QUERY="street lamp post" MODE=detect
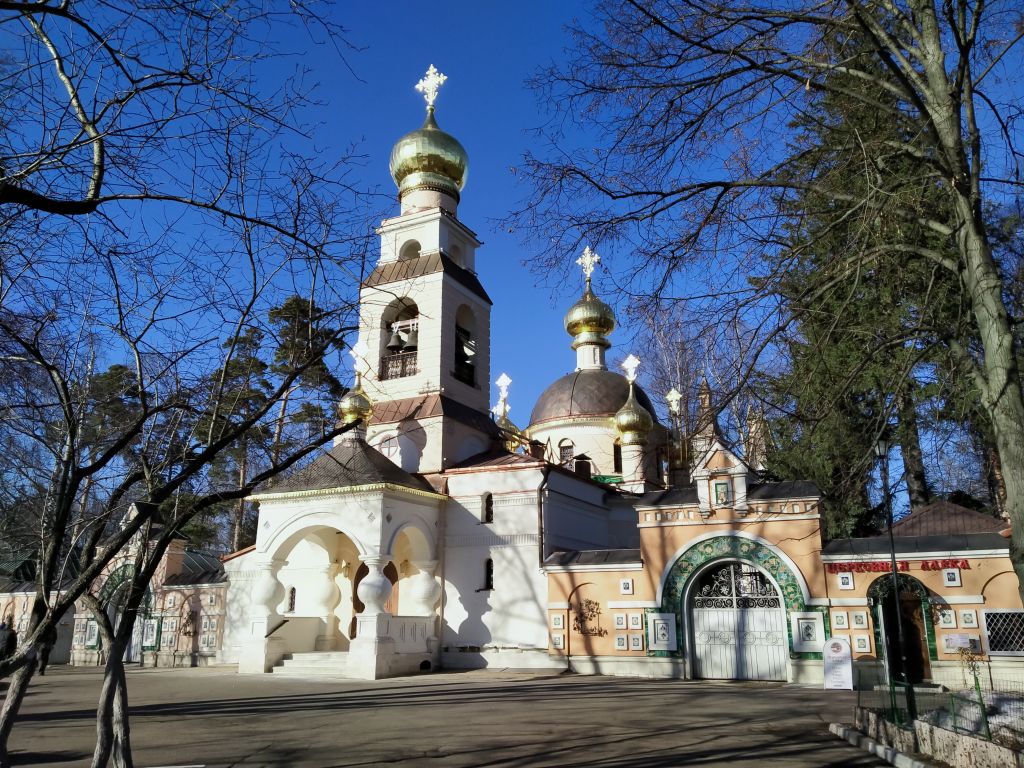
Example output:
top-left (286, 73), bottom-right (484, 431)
top-left (875, 433), bottom-right (917, 721)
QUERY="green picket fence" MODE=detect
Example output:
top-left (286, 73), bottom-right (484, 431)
top-left (857, 672), bottom-right (1024, 749)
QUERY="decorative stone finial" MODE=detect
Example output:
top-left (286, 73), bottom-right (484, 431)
top-left (621, 354), bottom-right (640, 384)
top-left (666, 387), bottom-right (682, 415)
top-left (576, 246), bottom-right (600, 284)
top-left (349, 339), bottom-right (369, 377)
top-left (415, 65), bottom-right (447, 109)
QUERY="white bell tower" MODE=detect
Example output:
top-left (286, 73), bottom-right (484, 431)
top-left (355, 66), bottom-right (495, 474)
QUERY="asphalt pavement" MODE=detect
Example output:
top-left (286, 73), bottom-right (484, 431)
top-left (7, 665), bottom-right (886, 767)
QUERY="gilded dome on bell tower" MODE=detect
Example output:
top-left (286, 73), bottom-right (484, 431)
top-left (389, 65), bottom-right (468, 203)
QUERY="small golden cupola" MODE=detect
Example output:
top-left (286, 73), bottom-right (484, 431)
top-left (389, 65), bottom-right (468, 210)
top-left (614, 354), bottom-right (654, 446)
top-left (564, 247), bottom-right (617, 369)
top-left (614, 384), bottom-right (654, 446)
top-left (338, 373), bottom-right (373, 427)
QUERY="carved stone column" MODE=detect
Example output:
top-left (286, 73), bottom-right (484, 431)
top-left (313, 563), bottom-right (341, 650)
top-left (348, 554), bottom-right (397, 680)
top-left (356, 556), bottom-right (393, 617)
top-left (408, 560), bottom-right (441, 616)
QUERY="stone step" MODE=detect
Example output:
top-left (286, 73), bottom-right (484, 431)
top-left (272, 651), bottom-right (350, 676)
top-left (284, 651), bottom-right (349, 662)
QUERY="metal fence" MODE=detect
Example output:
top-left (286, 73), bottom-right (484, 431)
top-left (857, 671), bottom-right (1024, 750)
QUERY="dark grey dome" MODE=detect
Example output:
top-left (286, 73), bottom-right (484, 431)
top-left (529, 370), bottom-right (659, 427)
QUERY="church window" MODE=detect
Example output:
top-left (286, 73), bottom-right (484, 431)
top-left (483, 559), bottom-right (494, 591)
top-left (286, 587), bottom-right (296, 613)
top-left (399, 239), bottom-right (421, 261)
top-left (613, 441), bottom-right (622, 474)
top-left (558, 440), bottom-right (574, 466)
top-left (482, 493), bottom-right (494, 523)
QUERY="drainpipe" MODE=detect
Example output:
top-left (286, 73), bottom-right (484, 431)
top-left (537, 466), bottom-right (551, 568)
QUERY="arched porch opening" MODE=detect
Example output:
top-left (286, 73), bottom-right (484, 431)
top-left (270, 524), bottom-right (361, 653)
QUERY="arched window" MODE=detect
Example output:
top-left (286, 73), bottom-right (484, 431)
top-left (558, 439), bottom-right (574, 467)
top-left (482, 493), bottom-right (494, 524)
top-left (380, 298), bottom-right (419, 380)
top-left (453, 305), bottom-right (477, 386)
top-left (613, 441), bottom-right (623, 474)
top-left (483, 559), bottom-right (494, 591)
top-left (286, 587), bottom-right (296, 613)
top-left (399, 239), bottom-right (421, 261)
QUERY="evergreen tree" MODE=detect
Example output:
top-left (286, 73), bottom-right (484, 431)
top-left (203, 328), bottom-right (272, 552)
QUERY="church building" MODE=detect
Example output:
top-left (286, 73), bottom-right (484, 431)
top-left (210, 67), bottom-right (1024, 685)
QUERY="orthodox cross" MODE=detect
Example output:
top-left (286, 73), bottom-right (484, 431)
top-left (416, 65), bottom-right (447, 108)
top-left (492, 372), bottom-right (512, 421)
top-left (576, 246), bottom-right (600, 285)
top-left (622, 353), bottom-right (640, 384)
top-left (666, 387), bottom-right (682, 415)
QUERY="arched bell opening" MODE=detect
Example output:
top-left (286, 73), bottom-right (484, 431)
top-left (453, 304), bottom-right (477, 386)
top-left (380, 298), bottom-right (419, 380)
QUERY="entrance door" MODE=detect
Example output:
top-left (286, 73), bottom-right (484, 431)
top-left (689, 562), bottom-right (787, 681)
top-left (878, 589), bottom-right (930, 683)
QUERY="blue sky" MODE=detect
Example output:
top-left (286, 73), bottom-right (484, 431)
top-left (289, 2), bottom-right (644, 425)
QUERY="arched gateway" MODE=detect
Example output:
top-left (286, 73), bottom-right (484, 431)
top-left (687, 561), bottom-right (787, 680)
top-left (660, 535), bottom-right (811, 681)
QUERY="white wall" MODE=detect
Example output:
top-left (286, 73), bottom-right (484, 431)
top-left (220, 550), bottom-right (257, 664)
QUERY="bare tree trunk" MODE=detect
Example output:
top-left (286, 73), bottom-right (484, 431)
top-left (0, 662), bottom-right (36, 768)
top-left (90, 654), bottom-right (133, 767)
top-left (111, 658), bottom-right (132, 768)
top-left (90, 651), bottom-right (120, 768)
top-left (897, 389), bottom-right (931, 511)
top-left (0, 593), bottom-right (46, 766)
top-left (985, 444), bottom-right (1008, 520)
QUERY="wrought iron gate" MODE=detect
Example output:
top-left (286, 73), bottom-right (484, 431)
top-left (689, 562), bottom-right (788, 681)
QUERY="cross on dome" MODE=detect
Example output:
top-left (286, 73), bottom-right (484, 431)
top-left (576, 246), bottom-right (600, 281)
top-left (496, 372), bottom-right (512, 399)
top-left (493, 372), bottom-right (512, 421)
top-left (622, 354), bottom-right (641, 383)
top-left (666, 387), bottom-right (682, 415)
top-left (415, 65), bottom-right (447, 109)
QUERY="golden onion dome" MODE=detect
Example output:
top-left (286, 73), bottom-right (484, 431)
top-left (389, 107), bottom-right (468, 201)
top-left (338, 377), bottom-right (373, 425)
top-left (564, 279), bottom-right (616, 349)
top-left (614, 383), bottom-right (654, 445)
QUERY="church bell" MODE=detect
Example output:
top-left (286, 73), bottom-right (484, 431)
top-left (386, 328), bottom-right (405, 352)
